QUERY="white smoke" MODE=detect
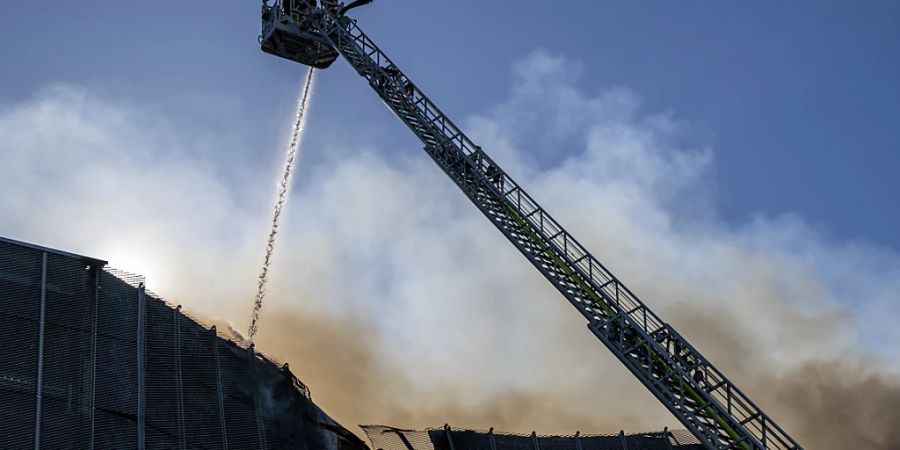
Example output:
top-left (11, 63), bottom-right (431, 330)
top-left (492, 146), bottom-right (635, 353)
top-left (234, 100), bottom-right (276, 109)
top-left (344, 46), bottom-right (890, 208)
top-left (256, 51), bottom-right (900, 446)
top-left (1, 51), bottom-right (899, 449)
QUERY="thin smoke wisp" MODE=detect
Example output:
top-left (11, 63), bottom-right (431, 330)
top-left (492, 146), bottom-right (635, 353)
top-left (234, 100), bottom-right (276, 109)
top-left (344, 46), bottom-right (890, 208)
top-left (248, 67), bottom-right (316, 343)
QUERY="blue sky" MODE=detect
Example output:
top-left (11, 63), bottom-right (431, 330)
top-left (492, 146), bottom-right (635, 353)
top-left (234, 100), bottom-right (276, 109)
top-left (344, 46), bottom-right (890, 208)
top-left (2, 2), bottom-right (900, 445)
top-left (2, 0), bottom-right (899, 249)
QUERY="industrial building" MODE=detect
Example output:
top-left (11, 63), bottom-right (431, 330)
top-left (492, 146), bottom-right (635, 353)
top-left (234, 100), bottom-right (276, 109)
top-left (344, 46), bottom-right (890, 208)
top-left (0, 235), bottom-right (368, 449)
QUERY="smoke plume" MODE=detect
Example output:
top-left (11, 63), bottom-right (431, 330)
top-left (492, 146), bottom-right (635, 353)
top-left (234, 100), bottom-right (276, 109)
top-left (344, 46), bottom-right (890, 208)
top-left (1, 52), bottom-right (899, 450)
top-left (249, 67), bottom-right (316, 342)
top-left (249, 51), bottom-right (900, 449)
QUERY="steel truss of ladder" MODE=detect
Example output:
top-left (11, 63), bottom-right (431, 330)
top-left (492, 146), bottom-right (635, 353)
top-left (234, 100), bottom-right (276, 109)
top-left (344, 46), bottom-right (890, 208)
top-left (307, 9), bottom-right (803, 450)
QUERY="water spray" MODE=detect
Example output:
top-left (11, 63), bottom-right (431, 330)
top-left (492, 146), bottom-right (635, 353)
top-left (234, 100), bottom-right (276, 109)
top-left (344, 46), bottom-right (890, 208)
top-left (248, 66), bottom-right (316, 343)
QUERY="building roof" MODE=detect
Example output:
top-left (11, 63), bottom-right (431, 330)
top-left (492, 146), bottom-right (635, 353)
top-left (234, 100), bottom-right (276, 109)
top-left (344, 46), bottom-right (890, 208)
top-left (0, 235), bottom-right (107, 266)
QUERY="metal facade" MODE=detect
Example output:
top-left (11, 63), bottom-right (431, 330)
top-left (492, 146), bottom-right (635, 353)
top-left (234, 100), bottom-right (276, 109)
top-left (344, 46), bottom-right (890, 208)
top-left (0, 236), bottom-right (367, 450)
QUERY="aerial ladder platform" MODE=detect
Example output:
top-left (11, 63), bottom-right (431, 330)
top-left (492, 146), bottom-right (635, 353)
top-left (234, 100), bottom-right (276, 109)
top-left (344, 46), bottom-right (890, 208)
top-left (259, 2), bottom-right (804, 449)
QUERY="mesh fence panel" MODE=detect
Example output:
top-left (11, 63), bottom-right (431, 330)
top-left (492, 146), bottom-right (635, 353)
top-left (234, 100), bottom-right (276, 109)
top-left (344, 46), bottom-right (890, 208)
top-left (144, 298), bottom-right (182, 448)
top-left (536, 435), bottom-right (579, 450)
top-left (38, 253), bottom-right (96, 449)
top-left (433, 429), bottom-right (490, 450)
top-left (0, 243), bottom-right (42, 448)
top-left (578, 436), bottom-right (620, 450)
top-left (219, 342), bottom-right (264, 448)
top-left (94, 270), bottom-right (139, 448)
top-left (258, 374), bottom-right (300, 450)
top-left (491, 433), bottom-right (536, 450)
top-left (180, 320), bottom-right (225, 449)
top-left (621, 435), bottom-right (670, 450)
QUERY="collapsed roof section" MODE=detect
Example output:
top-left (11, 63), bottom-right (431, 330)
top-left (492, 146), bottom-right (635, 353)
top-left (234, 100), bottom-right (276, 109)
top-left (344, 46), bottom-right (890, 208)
top-left (361, 425), bottom-right (704, 450)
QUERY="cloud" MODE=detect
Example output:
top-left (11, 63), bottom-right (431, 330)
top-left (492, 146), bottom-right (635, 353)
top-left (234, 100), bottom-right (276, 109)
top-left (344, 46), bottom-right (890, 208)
top-left (2, 51), bottom-right (899, 450)
top-left (0, 83), bottom-right (273, 320)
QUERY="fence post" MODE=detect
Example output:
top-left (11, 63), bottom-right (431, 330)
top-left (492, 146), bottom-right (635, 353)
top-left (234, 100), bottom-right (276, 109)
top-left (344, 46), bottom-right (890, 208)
top-left (531, 431), bottom-right (540, 450)
top-left (34, 252), bottom-right (47, 450)
top-left (443, 424), bottom-right (456, 450)
top-left (89, 267), bottom-right (102, 449)
top-left (250, 345), bottom-right (268, 450)
top-left (137, 283), bottom-right (146, 450)
top-left (618, 431), bottom-right (628, 450)
top-left (212, 327), bottom-right (229, 449)
top-left (662, 427), bottom-right (672, 450)
top-left (488, 427), bottom-right (497, 450)
top-left (392, 430), bottom-right (417, 450)
top-left (174, 306), bottom-right (186, 450)
top-left (574, 432), bottom-right (583, 450)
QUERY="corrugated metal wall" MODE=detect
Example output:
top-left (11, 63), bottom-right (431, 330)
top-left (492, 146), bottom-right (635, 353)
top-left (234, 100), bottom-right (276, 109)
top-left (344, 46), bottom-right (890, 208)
top-left (0, 237), bottom-right (368, 450)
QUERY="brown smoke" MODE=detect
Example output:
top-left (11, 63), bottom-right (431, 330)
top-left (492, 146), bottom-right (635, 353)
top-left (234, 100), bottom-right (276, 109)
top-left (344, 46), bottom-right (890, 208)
top-left (251, 309), bottom-right (406, 425)
top-left (251, 306), bottom-right (654, 434)
top-left (769, 361), bottom-right (900, 450)
top-left (664, 304), bottom-right (900, 450)
top-left (250, 295), bottom-right (900, 450)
